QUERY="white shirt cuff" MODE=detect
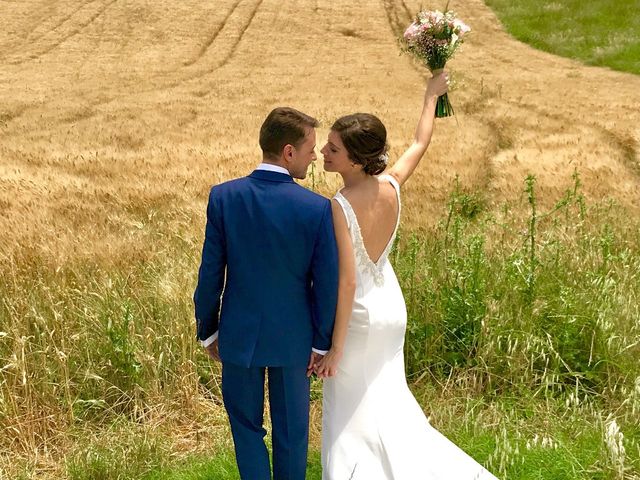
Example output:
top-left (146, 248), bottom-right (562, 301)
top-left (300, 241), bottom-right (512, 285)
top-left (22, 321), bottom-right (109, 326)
top-left (201, 331), bottom-right (218, 348)
top-left (312, 348), bottom-right (328, 355)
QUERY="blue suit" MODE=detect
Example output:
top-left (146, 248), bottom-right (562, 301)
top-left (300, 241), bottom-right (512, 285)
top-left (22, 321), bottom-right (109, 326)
top-left (194, 168), bottom-right (338, 479)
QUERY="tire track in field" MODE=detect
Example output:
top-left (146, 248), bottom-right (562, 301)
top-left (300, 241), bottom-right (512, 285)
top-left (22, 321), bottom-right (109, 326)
top-left (605, 130), bottom-right (640, 178)
top-left (211, 0), bottom-right (264, 72)
top-left (381, 0), bottom-right (430, 81)
top-left (399, 0), bottom-right (413, 21)
top-left (0, 104), bottom-right (31, 127)
top-left (52, 0), bottom-right (264, 108)
top-left (138, 0), bottom-right (264, 95)
top-left (9, 0), bottom-right (118, 65)
top-left (182, 0), bottom-right (243, 67)
top-left (0, 1), bottom-right (60, 61)
top-left (382, 0), bottom-right (404, 38)
top-left (383, 0), bottom-right (413, 38)
top-left (511, 99), bottom-right (640, 181)
top-left (26, 0), bottom-right (97, 44)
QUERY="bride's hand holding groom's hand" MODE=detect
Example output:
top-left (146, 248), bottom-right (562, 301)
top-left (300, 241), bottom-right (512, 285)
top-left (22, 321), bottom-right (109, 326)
top-left (314, 348), bottom-right (343, 378)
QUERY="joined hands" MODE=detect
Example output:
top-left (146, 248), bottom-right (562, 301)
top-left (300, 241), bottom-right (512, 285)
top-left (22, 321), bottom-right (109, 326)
top-left (309, 349), bottom-right (343, 379)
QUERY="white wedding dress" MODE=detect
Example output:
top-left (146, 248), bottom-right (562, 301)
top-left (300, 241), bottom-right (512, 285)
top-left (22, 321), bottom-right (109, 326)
top-left (322, 174), bottom-right (497, 480)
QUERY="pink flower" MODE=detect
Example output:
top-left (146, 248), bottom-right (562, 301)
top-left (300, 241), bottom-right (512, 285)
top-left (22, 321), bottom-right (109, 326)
top-left (404, 22), bottom-right (421, 40)
top-left (419, 22), bottom-right (432, 32)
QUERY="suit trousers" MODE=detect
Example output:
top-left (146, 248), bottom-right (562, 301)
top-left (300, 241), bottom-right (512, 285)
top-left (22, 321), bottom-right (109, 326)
top-left (222, 362), bottom-right (310, 480)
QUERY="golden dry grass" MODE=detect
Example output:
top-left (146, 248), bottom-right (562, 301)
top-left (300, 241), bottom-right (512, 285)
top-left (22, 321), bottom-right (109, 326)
top-left (1, 0), bottom-right (639, 265)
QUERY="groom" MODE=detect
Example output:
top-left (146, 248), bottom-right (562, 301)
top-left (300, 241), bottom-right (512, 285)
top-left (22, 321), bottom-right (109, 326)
top-left (194, 107), bottom-right (339, 480)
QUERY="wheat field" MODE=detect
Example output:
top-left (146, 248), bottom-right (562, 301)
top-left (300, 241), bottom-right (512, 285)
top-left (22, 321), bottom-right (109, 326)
top-left (2, 0), bottom-right (639, 263)
top-left (1, 0), bottom-right (640, 478)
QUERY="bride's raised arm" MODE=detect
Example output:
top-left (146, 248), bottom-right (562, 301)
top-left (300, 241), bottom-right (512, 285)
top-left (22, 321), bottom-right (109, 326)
top-left (387, 72), bottom-right (449, 187)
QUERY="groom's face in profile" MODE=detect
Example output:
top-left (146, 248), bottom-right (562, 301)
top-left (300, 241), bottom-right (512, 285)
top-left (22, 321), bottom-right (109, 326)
top-left (288, 128), bottom-right (317, 179)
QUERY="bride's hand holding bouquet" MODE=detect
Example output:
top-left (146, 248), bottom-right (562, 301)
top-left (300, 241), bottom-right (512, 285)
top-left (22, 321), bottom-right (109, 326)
top-left (402, 6), bottom-right (471, 117)
top-left (426, 70), bottom-right (450, 104)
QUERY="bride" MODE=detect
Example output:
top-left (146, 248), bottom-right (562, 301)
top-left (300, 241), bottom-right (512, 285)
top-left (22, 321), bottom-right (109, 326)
top-left (314, 71), bottom-right (498, 479)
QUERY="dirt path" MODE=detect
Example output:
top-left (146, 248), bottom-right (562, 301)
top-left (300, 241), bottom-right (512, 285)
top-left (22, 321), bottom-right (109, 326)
top-left (1, 0), bottom-right (638, 260)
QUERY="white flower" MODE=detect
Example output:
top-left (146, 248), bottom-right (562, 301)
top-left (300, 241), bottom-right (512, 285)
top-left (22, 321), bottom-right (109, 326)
top-left (454, 19), bottom-right (471, 36)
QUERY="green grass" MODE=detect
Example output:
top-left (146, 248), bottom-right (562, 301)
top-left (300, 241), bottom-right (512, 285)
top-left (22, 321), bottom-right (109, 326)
top-left (485, 0), bottom-right (640, 74)
top-left (397, 174), bottom-right (640, 401)
top-left (142, 451), bottom-right (240, 480)
top-left (58, 397), bottom-right (638, 480)
top-left (141, 451), bottom-right (323, 480)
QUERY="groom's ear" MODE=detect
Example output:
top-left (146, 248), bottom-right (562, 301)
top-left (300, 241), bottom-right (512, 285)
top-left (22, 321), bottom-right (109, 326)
top-left (283, 144), bottom-right (294, 160)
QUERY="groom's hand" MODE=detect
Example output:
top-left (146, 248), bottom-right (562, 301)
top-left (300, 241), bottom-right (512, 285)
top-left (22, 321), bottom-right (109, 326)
top-left (204, 339), bottom-right (220, 362)
top-left (307, 352), bottom-right (324, 378)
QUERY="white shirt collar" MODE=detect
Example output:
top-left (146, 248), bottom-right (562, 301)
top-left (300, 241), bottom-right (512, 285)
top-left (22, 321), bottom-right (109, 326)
top-left (256, 163), bottom-right (291, 176)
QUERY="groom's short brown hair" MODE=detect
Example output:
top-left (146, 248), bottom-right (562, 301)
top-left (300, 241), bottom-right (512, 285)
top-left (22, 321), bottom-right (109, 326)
top-left (259, 107), bottom-right (319, 160)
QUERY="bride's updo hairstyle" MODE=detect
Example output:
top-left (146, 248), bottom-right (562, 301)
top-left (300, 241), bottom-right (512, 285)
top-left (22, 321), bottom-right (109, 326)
top-left (331, 113), bottom-right (389, 176)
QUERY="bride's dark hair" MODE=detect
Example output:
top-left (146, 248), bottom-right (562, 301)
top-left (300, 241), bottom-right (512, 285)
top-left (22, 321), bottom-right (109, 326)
top-left (331, 113), bottom-right (388, 176)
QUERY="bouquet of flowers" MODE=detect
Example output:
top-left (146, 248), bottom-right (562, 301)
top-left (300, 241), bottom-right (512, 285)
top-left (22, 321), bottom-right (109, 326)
top-left (402, 7), bottom-right (471, 117)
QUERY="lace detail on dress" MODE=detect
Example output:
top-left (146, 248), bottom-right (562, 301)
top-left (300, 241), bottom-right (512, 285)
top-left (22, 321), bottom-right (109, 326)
top-left (333, 175), bottom-right (401, 287)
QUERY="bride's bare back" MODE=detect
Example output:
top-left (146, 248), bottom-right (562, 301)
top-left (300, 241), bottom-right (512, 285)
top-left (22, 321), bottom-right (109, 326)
top-left (339, 176), bottom-right (399, 264)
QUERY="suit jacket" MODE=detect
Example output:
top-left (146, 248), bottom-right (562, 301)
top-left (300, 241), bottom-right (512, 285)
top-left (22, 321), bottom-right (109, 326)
top-left (193, 169), bottom-right (339, 367)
